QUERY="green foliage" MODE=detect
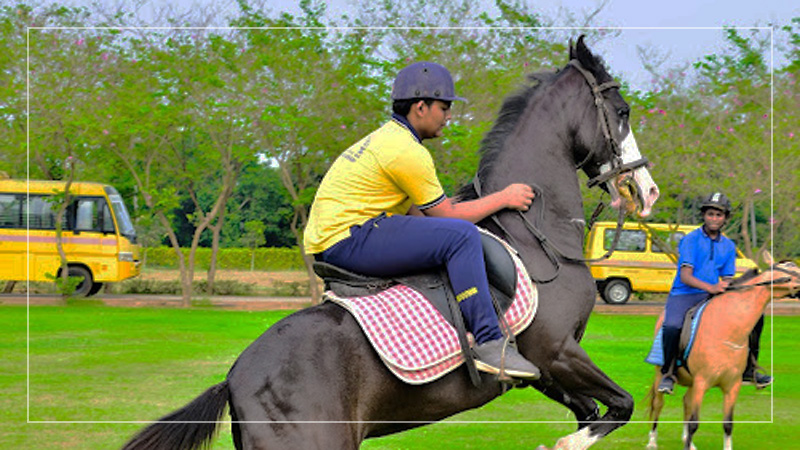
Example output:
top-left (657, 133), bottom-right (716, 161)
top-left (241, 220), bottom-right (266, 249)
top-left (44, 271), bottom-right (81, 296)
top-left (143, 246), bottom-right (305, 271)
top-left (1, 4), bottom-right (797, 270)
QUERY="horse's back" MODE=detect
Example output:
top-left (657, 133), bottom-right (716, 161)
top-left (228, 303), bottom-right (379, 414)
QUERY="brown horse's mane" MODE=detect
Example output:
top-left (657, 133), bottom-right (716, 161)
top-left (729, 267), bottom-right (760, 286)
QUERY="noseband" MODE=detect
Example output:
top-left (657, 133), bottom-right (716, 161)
top-left (567, 59), bottom-right (649, 189)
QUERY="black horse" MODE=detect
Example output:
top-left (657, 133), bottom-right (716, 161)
top-left (123, 36), bottom-right (659, 450)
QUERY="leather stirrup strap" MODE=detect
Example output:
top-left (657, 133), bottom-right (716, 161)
top-left (441, 270), bottom-right (481, 387)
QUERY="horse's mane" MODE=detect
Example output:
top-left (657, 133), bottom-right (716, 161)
top-left (729, 268), bottom-right (760, 286)
top-left (455, 40), bottom-right (611, 203)
top-left (455, 71), bottom-right (557, 201)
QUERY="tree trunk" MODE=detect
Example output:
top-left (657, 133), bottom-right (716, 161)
top-left (207, 207), bottom-right (226, 295)
top-left (156, 210), bottom-right (190, 305)
top-left (289, 207), bottom-right (320, 303)
top-left (2, 281), bottom-right (16, 294)
top-left (740, 197), bottom-right (753, 259)
top-left (207, 184), bottom-right (233, 295)
top-left (55, 164), bottom-right (75, 302)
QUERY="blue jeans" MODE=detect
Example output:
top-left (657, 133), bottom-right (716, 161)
top-left (318, 214), bottom-right (503, 344)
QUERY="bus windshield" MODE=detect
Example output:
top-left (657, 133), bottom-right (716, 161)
top-left (108, 193), bottom-right (137, 242)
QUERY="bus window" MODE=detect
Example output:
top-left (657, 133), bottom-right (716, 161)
top-left (0, 194), bottom-right (21, 228)
top-left (75, 199), bottom-right (97, 231)
top-left (74, 197), bottom-right (116, 234)
top-left (604, 229), bottom-right (646, 252)
top-left (652, 231), bottom-right (685, 253)
top-left (25, 196), bottom-right (68, 230)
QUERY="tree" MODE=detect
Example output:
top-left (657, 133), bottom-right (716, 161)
top-left (234, 3), bottom-right (385, 301)
top-left (241, 220), bottom-right (266, 271)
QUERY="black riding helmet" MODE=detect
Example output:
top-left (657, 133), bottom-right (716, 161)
top-left (391, 62), bottom-right (466, 102)
top-left (700, 192), bottom-right (732, 216)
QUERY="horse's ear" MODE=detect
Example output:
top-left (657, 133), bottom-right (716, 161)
top-left (574, 34), bottom-right (594, 67)
top-left (762, 250), bottom-right (774, 266)
top-left (569, 38), bottom-right (576, 60)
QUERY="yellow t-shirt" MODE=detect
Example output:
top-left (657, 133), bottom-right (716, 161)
top-left (304, 119), bottom-right (445, 254)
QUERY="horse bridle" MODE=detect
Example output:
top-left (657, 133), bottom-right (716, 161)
top-left (473, 59), bottom-right (649, 283)
top-left (567, 59), bottom-right (649, 188)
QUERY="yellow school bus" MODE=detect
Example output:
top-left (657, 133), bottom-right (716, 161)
top-left (0, 179), bottom-right (141, 296)
top-left (585, 221), bottom-right (757, 304)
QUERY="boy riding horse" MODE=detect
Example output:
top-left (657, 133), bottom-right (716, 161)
top-left (304, 61), bottom-right (539, 381)
top-left (658, 192), bottom-right (772, 394)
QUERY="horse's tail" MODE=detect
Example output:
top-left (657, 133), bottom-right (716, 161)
top-left (122, 381), bottom-right (230, 450)
top-left (643, 378), bottom-right (656, 420)
top-left (643, 369), bottom-right (663, 422)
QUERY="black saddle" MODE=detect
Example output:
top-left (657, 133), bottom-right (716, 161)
top-left (313, 232), bottom-right (519, 327)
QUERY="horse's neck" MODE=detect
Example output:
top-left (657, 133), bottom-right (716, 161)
top-left (714, 287), bottom-right (772, 337)
top-left (484, 105), bottom-right (586, 255)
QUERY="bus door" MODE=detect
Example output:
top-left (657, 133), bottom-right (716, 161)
top-left (71, 197), bottom-right (118, 279)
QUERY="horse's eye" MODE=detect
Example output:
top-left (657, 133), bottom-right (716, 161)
top-left (617, 107), bottom-right (630, 119)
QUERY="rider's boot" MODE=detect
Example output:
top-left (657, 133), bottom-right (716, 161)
top-left (473, 338), bottom-right (541, 380)
top-left (658, 327), bottom-right (680, 394)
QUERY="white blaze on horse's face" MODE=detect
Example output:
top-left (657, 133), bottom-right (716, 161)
top-left (600, 129), bottom-right (659, 217)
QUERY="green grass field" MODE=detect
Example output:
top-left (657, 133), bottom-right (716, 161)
top-left (2, 304), bottom-right (797, 449)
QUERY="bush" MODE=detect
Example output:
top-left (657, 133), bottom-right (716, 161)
top-left (143, 246), bottom-right (305, 271)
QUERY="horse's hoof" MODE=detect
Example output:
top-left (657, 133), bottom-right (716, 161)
top-left (535, 446), bottom-right (551, 450)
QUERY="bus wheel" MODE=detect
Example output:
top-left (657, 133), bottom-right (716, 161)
top-left (67, 266), bottom-right (94, 297)
top-left (602, 279), bottom-right (632, 304)
top-left (87, 282), bottom-right (104, 296)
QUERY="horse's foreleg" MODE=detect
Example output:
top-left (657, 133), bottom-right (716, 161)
top-left (722, 381), bottom-right (742, 450)
top-left (646, 373), bottom-right (665, 450)
top-left (534, 339), bottom-right (633, 450)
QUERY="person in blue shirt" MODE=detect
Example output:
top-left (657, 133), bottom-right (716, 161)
top-left (657, 192), bottom-right (736, 394)
top-left (657, 192), bottom-right (773, 393)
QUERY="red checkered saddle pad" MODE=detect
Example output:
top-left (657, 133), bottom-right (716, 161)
top-left (324, 238), bottom-right (537, 385)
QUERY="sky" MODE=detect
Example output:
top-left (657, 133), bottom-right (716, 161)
top-left (268, 0), bottom-right (798, 90)
top-left (54, 0), bottom-right (798, 90)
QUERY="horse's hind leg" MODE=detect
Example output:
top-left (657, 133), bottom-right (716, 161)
top-left (534, 339), bottom-right (633, 449)
top-left (233, 414), bottom-right (359, 450)
top-left (535, 381), bottom-right (600, 429)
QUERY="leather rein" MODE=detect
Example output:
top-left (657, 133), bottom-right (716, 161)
top-left (473, 59), bottom-right (647, 284)
top-left (723, 265), bottom-right (799, 292)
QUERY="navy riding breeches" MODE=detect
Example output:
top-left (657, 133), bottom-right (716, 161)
top-left (318, 213), bottom-right (504, 344)
top-left (663, 292), bottom-right (710, 331)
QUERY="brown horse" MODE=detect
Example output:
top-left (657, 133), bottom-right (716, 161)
top-left (645, 255), bottom-right (800, 450)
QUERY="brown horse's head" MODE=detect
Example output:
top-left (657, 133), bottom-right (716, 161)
top-left (730, 252), bottom-right (800, 298)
